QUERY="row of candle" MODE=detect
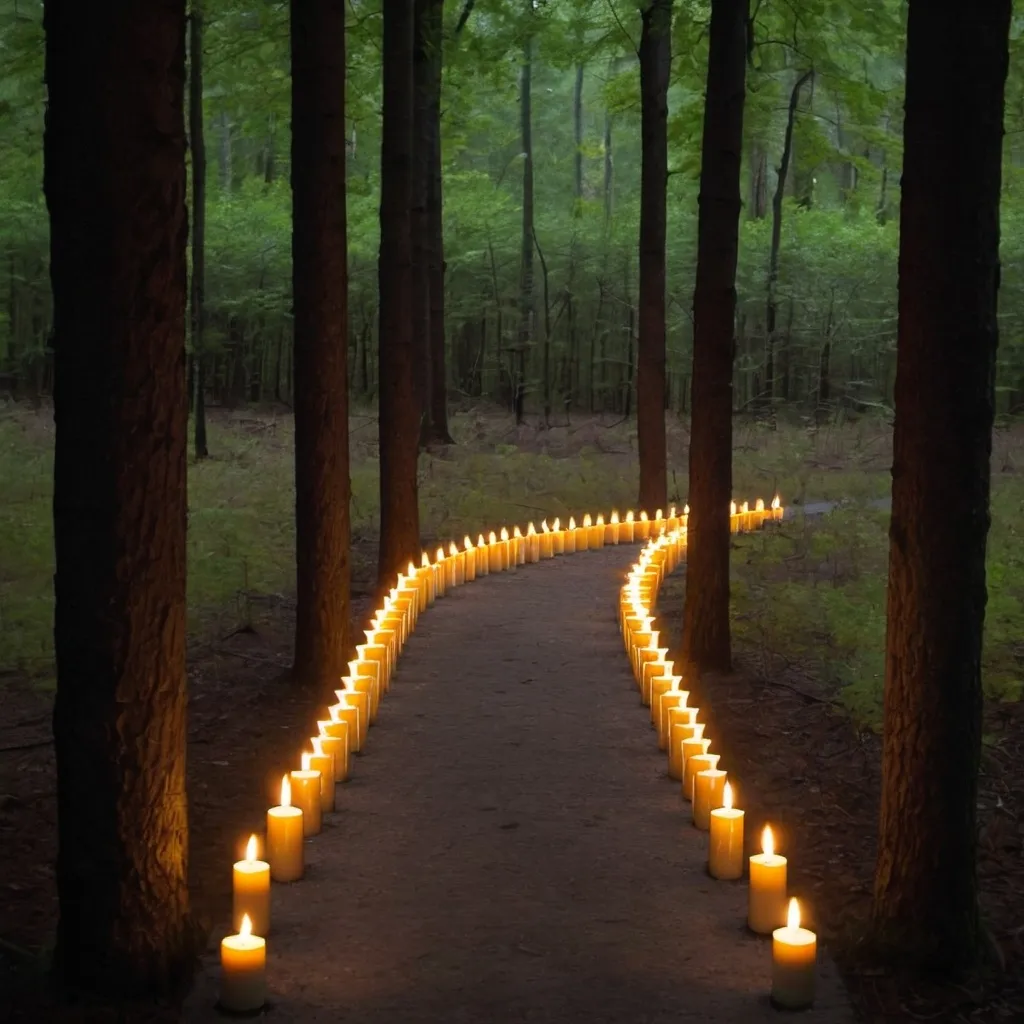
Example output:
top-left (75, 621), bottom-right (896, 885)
top-left (219, 500), bottom-right (780, 1011)
top-left (620, 498), bottom-right (815, 1012)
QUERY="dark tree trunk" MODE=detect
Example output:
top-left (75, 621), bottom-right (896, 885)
top-left (291, 0), bottom-right (351, 693)
top-left (412, 0), bottom-right (432, 437)
top-left (748, 140), bottom-right (768, 219)
top-left (189, 4), bottom-right (208, 460)
top-left (682, 0), bottom-right (747, 676)
top-left (378, 0), bottom-right (421, 583)
top-left (872, 0), bottom-right (1010, 970)
top-left (636, 0), bottom-right (672, 512)
top-left (764, 70), bottom-right (811, 411)
top-left (45, 0), bottom-right (194, 995)
top-left (515, 28), bottom-right (534, 426)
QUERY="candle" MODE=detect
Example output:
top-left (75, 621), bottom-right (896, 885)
top-left (565, 517), bottom-right (577, 554)
top-left (659, 692), bottom-right (691, 750)
top-left (487, 531), bottom-right (501, 573)
top-left (334, 687), bottom-right (368, 750)
top-left (708, 782), bottom-right (744, 880)
top-left (355, 643), bottom-right (384, 694)
top-left (290, 755), bottom-right (322, 836)
top-left (648, 676), bottom-right (675, 726)
top-left (772, 898), bottom-right (817, 1010)
top-left (640, 651), bottom-right (670, 705)
top-left (622, 510), bottom-right (635, 543)
top-left (755, 497), bottom-right (766, 529)
top-left (693, 765), bottom-right (727, 830)
top-left (474, 534), bottom-right (487, 576)
top-left (526, 522), bottom-right (540, 562)
top-left (308, 737), bottom-right (335, 812)
top-left (669, 718), bottom-right (703, 780)
top-left (590, 513), bottom-right (604, 548)
top-left (348, 660), bottom-right (380, 723)
top-left (740, 500), bottom-right (752, 532)
top-left (232, 835), bottom-right (270, 936)
top-left (266, 775), bottom-right (303, 882)
top-left (219, 913), bottom-right (266, 1013)
top-left (684, 750), bottom-right (718, 803)
top-left (318, 718), bottom-right (350, 782)
top-left (577, 513), bottom-right (591, 551)
top-left (637, 511), bottom-right (650, 541)
top-left (434, 546), bottom-right (448, 597)
top-left (500, 526), bottom-right (511, 569)
top-left (539, 520), bottom-right (554, 559)
top-left (330, 699), bottom-right (361, 756)
top-left (464, 536), bottom-right (477, 581)
top-left (552, 517), bottom-right (565, 555)
top-left (606, 511), bottom-right (620, 544)
top-left (420, 551), bottom-right (435, 604)
top-left (512, 525), bottom-right (526, 565)
top-left (749, 824), bottom-right (788, 934)
top-left (772, 495), bottom-right (783, 521)
top-left (729, 500), bottom-right (739, 533)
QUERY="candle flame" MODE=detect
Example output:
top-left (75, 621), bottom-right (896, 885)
top-left (655, 508), bottom-right (663, 520)
top-left (626, 510), bottom-right (635, 523)
top-left (421, 551), bottom-right (430, 568)
top-left (500, 527), bottom-right (509, 541)
top-left (436, 547), bottom-right (445, 562)
top-left (640, 511), bottom-right (648, 522)
top-left (772, 495), bottom-right (781, 509)
top-left (527, 521), bottom-right (536, 535)
top-left (553, 517), bottom-right (560, 530)
top-left (730, 501), bottom-right (737, 516)
top-left (568, 516), bottom-right (576, 530)
top-left (301, 752), bottom-right (312, 771)
top-left (684, 504), bottom-right (690, 515)
top-left (318, 719), bottom-right (332, 736)
top-left (741, 501), bottom-right (749, 513)
top-left (513, 525), bottom-right (522, 538)
top-left (693, 723), bottom-right (705, 741)
top-left (489, 530), bottom-right (497, 544)
top-left (465, 535), bottom-right (474, 550)
top-left (239, 913), bottom-right (253, 938)
top-left (762, 824), bottom-right (775, 857)
top-left (541, 519), bottom-right (549, 532)
top-left (312, 736), bottom-right (325, 757)
top-left (723, 782), bottom-right (733, 811)
top-left (449, 541), bottom-right (459, 556)
top-left (787, 897), bottom-right (800, 930)
top-left (669, 505), bottom-right (676, 517)
top-left (280, 774), bottom-right (291, 807)
top-left (611, 510), bottom-right (619, 524)
top-left (583, 513), bottom-right (592, 527)
top-left (478, 534), bottom-right (487, 547)
top-left (756, 498), bottom-right (765, 512)
top-left (597, 513), bottom-right (605, 526)
top-left (246, 834), bottom-right (258, 862)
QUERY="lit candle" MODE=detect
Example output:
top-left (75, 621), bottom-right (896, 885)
top-left (669, 718), bottom-right (703, 780)
top-left (488, 531), bottom-right (501, 573)
top-left (772, 898), bottom-right (817, 1010)
top-left (500, 526), bottom-right (511, 569)
top-left (607, 510), bottom-right (620, 544)
top-left (684, 750), bottom-right (718, 803)
top-left (448, 541), bottom-right (464, 585)
top-left (232, 835), bottom-right (270, 936)
top-left (637, 510), bottom-right (650, 541)
top-left (772, 495), bottom-right (783, 521)
top-left (565, 516), bottom-right (577, 553)
top-left (730, 500), bottom-right (739, 533)
top-left (289, 754), bottom-right (322, 836)
top-left (317, 718), bottom-right (350, 782)
top-left (512, 525), bottom-right (526, 565)
top-left (464, 536), bottom-right (477, 581)
top-left (348, 660), bottom-right (380, 723)
top-left (693, 764), bottom-right (728, 830)
top-left (749, 824), bottom-right (788, 934)
top-left (622, 510), bottom-right (635, 543)
top-left (266, 775), bottom-right (303, 882)
top-left (307, 737), bottom-right (335, 812)
top-left (640, 651), bottom-right (670, 705)
top-left (360, 641), bottom-right (390, 693)
top-left (648, 676), bottom-right (675, 726)
top-left (329, 699), bottom-right (361, 757)
top-left (421, 551), bottom-right (435, 604)
top-left (708, 782), bottom-right (744, 880)
top-left (590, 513), bottom-right (604, 548)
top-left (552, 517), bottom-right (565, 555)
top-left (740, 500), bottom-right (752, 532)
top-left (526, 522), bottom-right (540, 562)
top-left (576, 513), bottom-right (590, 551)
top-left (477, 534), bottom-right (490, 576)
top-left (220, 913), bottom-right (266, 1013)
top-left (434, 546), bottom-right (448, 597)
top-left (659, 691), bottom-right (691, 750)
top-left (334, 687), bottom-right (368, 750)
top-left (539, 520), bottom-right (554, 559)
top-left (683, 503), bottom-right (689, 529)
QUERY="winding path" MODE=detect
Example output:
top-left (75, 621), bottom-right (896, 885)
top-left (188, 545), bottom-right (853, 1022)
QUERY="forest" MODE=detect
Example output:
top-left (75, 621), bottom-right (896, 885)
top-left (1, 0), bottom-right (1023, 1022)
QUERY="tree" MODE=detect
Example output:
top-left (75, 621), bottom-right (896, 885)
top-left (378, 0), bottom-right (422, 583)
top-left (636, 0), bottom-right (671, 513)
top-left (189, 1), bottom-right (209, 460)
top-left (44, 0), bottom-right (194, 995)
top-left (515, 20), bottom-right (535, 427)
top-left (682, 0), bottom-right (748, 676)
top-left (872, 0), bottom-right (1011, 970)
top-left (291, 0), bottom-right (351, 691)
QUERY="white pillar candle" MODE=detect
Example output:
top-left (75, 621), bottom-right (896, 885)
top-left (539, 520), bottom-right (554, 558)
top-left (526, 522), bottom-right (540, 562)
top-left (513, 525), bottom-right (526, 564)
top-left (729, 500), bottom-right (739, 534)
top-left (577, 513), bottom-right (591, 550)
top-left (290, 755), bottom-right (322, 836)
top-left (772, 495), bottom-right (783, 521)
top-left (552, 518), bottom-right (565, 555)
top-left (659, 692), bottom-right (691, 750)
top-left (499, 527), bottom-right (511, 569)
top-left (755, 497), bottom-right (766, 528)
top-left (487, 531), bottom-right (501, 572)
top-left (348, 661), bottom-right (380, 723)
top-left (266, 775), bottom-right (303, 882)
top-left (477, 534), bottom-right (490, 576)
top-left (669, 719), bottom-right (703, 780)
top-left (684, 750), bottom-right (719, 803)
top-left (606, 511), bottom-right (619, 544)
top-left (749, 824), bottom-right (788, 934)
top-left (464, 536), bottom-right (477, 581)
top-left (640, 652), bottom-right (670, 705)
top-left (648, 676), bottom-right (674, 726)
top-left (307, 738), bottom-right (335, 812)
top-left (591, 514), bottom-right (605, 548)
top-left (329, 700), bottom-right (361, 756)
top-left (622, 510), bottom-right (635, 543)
top-left (708, 782), bottom-right (744, 880)
top-left (318, 719), bottom-right (350, 782)
top-left (565, 517), bottom-right (577, 553)
top-left (637, 511), bottom-right (651, 541)
top-left (220, 914), bottom-right (266, 1013)
top-left (232, 835), bottom-right (270, 936)
top-left (692, 766), bottom-right (727, 829)
top-left (334, 688), bottom-right (368, 750)
top-left (772, 898), bottom-right (816, 1010)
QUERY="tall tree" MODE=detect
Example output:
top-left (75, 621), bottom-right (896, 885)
top-left (189, 2), bottom-right (209, 460)
top-left (682, 0), bottom-right (748, 675)
top-left (378, 0), bottom-right (422, 582)
top-left (872, 0), bottom-right (1011, 969)
top-left (636, 0), bottom-right (672, 512)
top-left (44, 0), bottom-right (194, 995)
top-left (291, 0), bottom-right (351, 690)
top-left (514, 21), bottom-right (534, 427)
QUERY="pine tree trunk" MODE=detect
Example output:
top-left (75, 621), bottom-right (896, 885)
top-left (682, 0), bottom-right (747, 676)
top-left (378, 0), bottom-right (421, 582)
top-left (291, 0), bottom-right (351, 693)
top-left (45, 0), bottom-right (194, 995)
top-left (189, 3), bottom-right (209, 460)
top-left (515, 28), bottom-right (534, 426)
top-left (871, 0), bottom-right (1010, 970)
top-left (636, 0), bottom-right (672, 512)
top-left (412, 0), bottom-right (432, 439)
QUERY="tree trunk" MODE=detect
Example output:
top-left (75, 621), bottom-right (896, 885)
top-left (515, 27), bottom-right (534, 426)
top-left (748, 139), bottom-right (768, 219)
top-left (291, 0), bottom-right (351, 692)
top-left (412, 0), bottom-right (432, 439)
top-left (872, 0), bottom-right (1010, 970)
top-left (45, 0), bottom-right (194, 995)
top-left (682, 0), bottom-right (747, 676)
top-left (189, 4), bottom-right (208, 460)
top-left (764, 70), bottom-right (812, 411)
top-left (378, 0), bottom-right (421, 583)
top-left (636, 0), bottom-right (672, 512)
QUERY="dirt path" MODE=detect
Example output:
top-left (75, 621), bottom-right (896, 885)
top-left (187, 546), bottom-right (853, 1022)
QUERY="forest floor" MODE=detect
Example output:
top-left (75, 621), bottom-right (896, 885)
top-left (1, 402), bottom-right (1022, 1022)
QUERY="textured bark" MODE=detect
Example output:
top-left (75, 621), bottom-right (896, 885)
top-left (291, 0), bottom-right (351, 692)
top-left (682, 0), bottom-right (748, 676)
top-left (378, 0), bottom-right (421, 583)
top-left (412, 0), bottom-right (432, 435)
top-left (45, 0), bottom-right (194, 995)
top-left (189, 4), bottom-right (208, 460)
top-left (515, 29), bottom-right (534, 426)
top-left (872, 0), bottom-right (1010, 969)
top-left (636, 0), bottom-right (671, 512)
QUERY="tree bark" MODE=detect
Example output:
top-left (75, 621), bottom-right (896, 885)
top-left (45, 0), bottom-right (194, 995)
top-left (682, 0), bottom-right (747, 676)
top-left (378, 0), bottom-right (421, 583)
top-left (189, 3), bottom-right (208, 460)
top-left (515, 27), bottom-right (534, 426)
top-left (636, 0), bottom-right (672, 513)
top-left (412, 0), bottom-right (432, 438)
top-left (871, 0), bottom-right (1010, 970)
top-left (291, 0), bottom-right (351, 692)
